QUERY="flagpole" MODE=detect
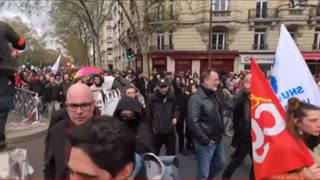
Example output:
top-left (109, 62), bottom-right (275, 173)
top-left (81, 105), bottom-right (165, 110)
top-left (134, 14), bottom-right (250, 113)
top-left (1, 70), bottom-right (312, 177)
top-left (208, 0), bottom-right (213, 69)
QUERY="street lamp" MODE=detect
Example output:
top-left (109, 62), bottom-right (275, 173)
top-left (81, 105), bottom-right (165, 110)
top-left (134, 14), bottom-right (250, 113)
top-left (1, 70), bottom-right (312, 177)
top-left (208, 0), bottom-right (213, 69)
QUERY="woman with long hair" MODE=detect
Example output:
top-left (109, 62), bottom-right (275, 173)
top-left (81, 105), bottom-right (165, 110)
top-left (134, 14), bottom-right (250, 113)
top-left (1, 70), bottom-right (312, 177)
top-left (270, 97), bottom-right (320, 179)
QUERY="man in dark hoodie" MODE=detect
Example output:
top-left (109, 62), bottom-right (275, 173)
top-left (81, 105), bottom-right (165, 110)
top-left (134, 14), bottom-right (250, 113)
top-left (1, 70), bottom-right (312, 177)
top-left (145, 78), bottom-right (179, 156)
top-left (114, 96), bottom-right (153, 154)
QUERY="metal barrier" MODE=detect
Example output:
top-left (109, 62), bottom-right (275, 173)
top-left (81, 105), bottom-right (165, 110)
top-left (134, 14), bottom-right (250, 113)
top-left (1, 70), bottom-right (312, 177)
top-left (11, 88), bottom-right (42, 125)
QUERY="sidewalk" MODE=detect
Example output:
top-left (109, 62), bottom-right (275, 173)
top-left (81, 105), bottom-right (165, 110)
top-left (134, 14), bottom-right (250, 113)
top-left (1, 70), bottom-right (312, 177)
top-left (6, 112), bottom-right (49, 144)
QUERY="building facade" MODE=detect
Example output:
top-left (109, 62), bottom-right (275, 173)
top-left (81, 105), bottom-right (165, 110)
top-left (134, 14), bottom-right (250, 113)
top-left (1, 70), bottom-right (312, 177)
top-left (100, 14), bottom-right (114, 70)
top-left (104, 0), bottom-right (320, 75)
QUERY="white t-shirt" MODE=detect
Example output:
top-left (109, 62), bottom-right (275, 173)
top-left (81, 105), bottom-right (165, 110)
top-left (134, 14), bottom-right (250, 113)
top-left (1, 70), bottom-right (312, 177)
top-left (96, 89), bottom-right (121, 116)
top-left (95, 76), bottom-right (121, 116)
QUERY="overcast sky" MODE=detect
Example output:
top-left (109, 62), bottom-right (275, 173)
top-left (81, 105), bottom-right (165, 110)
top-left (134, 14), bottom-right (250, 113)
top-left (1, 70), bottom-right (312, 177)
top-left (0, 4), bottom-right (52, 34)
top-left (0, 3), bottom-right (59, 49)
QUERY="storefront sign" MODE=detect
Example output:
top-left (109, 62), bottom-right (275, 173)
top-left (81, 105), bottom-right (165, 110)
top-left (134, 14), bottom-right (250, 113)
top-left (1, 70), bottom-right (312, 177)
top-left (240, 54), bottom-right (275, 64)
top-left (211, 60), bottom-right (224, 65)
top-left (176, 61), bottom-right (190, 65)
top-left (153, 59), bottom-right (166, 65)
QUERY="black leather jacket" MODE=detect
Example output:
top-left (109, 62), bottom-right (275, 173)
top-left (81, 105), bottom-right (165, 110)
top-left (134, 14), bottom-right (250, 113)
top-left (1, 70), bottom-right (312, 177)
top-left (0, 21), bottom-right (26, 76)
top-left (231, 88), bottom-right (251, 148)
top-left (187, 87), bottom-right (224, 146)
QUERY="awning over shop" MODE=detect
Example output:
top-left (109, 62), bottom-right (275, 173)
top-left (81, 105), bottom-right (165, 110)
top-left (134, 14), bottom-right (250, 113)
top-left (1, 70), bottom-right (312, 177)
top-left (302, 52), bottom-right (320, 60)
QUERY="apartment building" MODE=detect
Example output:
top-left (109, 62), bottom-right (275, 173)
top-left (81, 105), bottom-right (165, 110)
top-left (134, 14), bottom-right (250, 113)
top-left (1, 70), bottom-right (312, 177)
top-left (238, 0), bottom-right (320, 75)
top-left (107, 0), bottom-right (320, 75)
top-left (110, 2), bottom-right (135, 71)
top-left (100, 14), bottom-right (114, 70)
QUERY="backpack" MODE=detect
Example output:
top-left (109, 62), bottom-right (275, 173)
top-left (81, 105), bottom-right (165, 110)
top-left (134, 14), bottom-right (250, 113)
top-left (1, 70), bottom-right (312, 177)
top-left (134, 153), bottom-right (180, 179)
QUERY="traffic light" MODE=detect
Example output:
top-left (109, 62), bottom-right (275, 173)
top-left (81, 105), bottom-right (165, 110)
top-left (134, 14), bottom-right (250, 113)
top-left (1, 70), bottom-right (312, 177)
top-left (26, 59), bottom-right (31, 65)
top-left (127, 48), bottom-right (134, 60)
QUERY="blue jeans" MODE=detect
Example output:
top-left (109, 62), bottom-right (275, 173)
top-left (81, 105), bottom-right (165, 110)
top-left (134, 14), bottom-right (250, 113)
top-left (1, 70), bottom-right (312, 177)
top-left (132, 153), bottom-right (142, 177)
top-left (194, 140), bottom-right (226, 179)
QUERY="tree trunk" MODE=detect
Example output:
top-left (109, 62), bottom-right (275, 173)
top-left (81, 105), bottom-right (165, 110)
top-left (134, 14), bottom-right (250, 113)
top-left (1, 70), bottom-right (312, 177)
top-left (92, 37), bottom-right (96, 66)
top-left (141, 49), bottom-right (149, 77)
top-left (83, 27), bottom-right (91, 66)
top-left (94, 35), bottom-right (102, 68)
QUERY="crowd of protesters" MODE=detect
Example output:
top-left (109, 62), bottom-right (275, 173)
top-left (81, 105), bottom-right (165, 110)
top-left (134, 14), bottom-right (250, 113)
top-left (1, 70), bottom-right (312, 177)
top-left (4, 20), bottom-right (320, 179)
top-left (11, 64), bottom-right (256, 179)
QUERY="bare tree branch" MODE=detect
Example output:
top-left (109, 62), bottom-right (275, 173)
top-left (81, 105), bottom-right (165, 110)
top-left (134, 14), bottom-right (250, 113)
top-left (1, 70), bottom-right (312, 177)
top-left (116, 0), bottom-right (142, 48)
top-left (62, 0), bottom-right (86, 14)
top-left (79, 0), bottom-right (98, 36)
top-left (132, 0), bottom-right (141, 29)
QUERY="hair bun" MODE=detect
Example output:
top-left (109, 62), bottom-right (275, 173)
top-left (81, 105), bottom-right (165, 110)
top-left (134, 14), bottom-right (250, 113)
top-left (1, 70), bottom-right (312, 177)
top-left (287, 97), bottom-right (301, 112)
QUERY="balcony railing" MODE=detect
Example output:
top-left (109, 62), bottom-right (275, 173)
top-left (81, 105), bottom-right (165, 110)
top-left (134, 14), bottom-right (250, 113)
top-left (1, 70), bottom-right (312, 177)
top-left (212, 10), bottom-right (231, 17)
top-left (253, 44), bottom-right (268, 50)
top-left (248, 8), bottom-right (278, 19)
top-left (313, 44), bottom-right (320, 50)
top-left (212, 44), bottom-right (228, 50)
top-left (146, 11), bottom-right (178, 22)
top-left (289, 8), bottom-right (304, 15)
top-left (149, 44), bottom-right (174, 51)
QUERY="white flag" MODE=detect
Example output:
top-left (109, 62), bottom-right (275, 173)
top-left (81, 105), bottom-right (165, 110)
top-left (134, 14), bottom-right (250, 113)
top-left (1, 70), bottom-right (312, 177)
top-left (51, 55), bottom-right (61, 75)
top-left (271, 24), bottom-right (320, 108)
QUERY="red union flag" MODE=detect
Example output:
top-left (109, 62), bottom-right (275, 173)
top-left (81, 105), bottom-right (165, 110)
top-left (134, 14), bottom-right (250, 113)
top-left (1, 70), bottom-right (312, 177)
top-left (250, 57), bottom-right (314, 179)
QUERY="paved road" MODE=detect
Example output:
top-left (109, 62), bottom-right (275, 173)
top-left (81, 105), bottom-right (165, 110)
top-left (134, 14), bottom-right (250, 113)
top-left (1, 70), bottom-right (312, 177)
top-left (13, 135), bottom-right (252, 178)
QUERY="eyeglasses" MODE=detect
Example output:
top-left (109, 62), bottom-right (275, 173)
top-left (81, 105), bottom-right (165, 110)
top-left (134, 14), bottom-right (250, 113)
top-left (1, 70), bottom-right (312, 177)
top-left (66, 102), bottom-right (93, 112)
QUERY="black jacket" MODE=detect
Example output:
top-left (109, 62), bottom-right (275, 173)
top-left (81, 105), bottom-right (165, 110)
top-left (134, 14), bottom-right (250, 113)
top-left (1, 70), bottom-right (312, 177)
top-left (145, 90), bottom-right (179, 135)
top-left (0, 21), bottom-right (26, 76)
top-left (231, 88), bottom-right (251, 148)
top-left (46, 83), bottom-right (62, 102)
top-left (48, 108), bottom-right (68, 129)
top-left (114, 97), bottom-right (154, 154)
top-left (147, 79), bottom-right (157, 95)
top-left (187, 86), bottom-right (224, 146)
top-left (44, 119), bottom-right (70, 179)
top-left (303, 135), bottom-right (320, 151)
top-left (173, 83), bottom-right (188, 115)
top-left (132, 77), bottom-right (146, 98)
top-left (38, 80), bottom-right (48, 99)
top-left (61, 81), bottom-right (73, 101)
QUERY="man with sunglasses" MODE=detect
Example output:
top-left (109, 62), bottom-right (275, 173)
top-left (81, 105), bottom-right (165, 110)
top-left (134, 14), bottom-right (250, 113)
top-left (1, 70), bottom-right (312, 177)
top-left (44, 83), bottom-right (95, 179)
